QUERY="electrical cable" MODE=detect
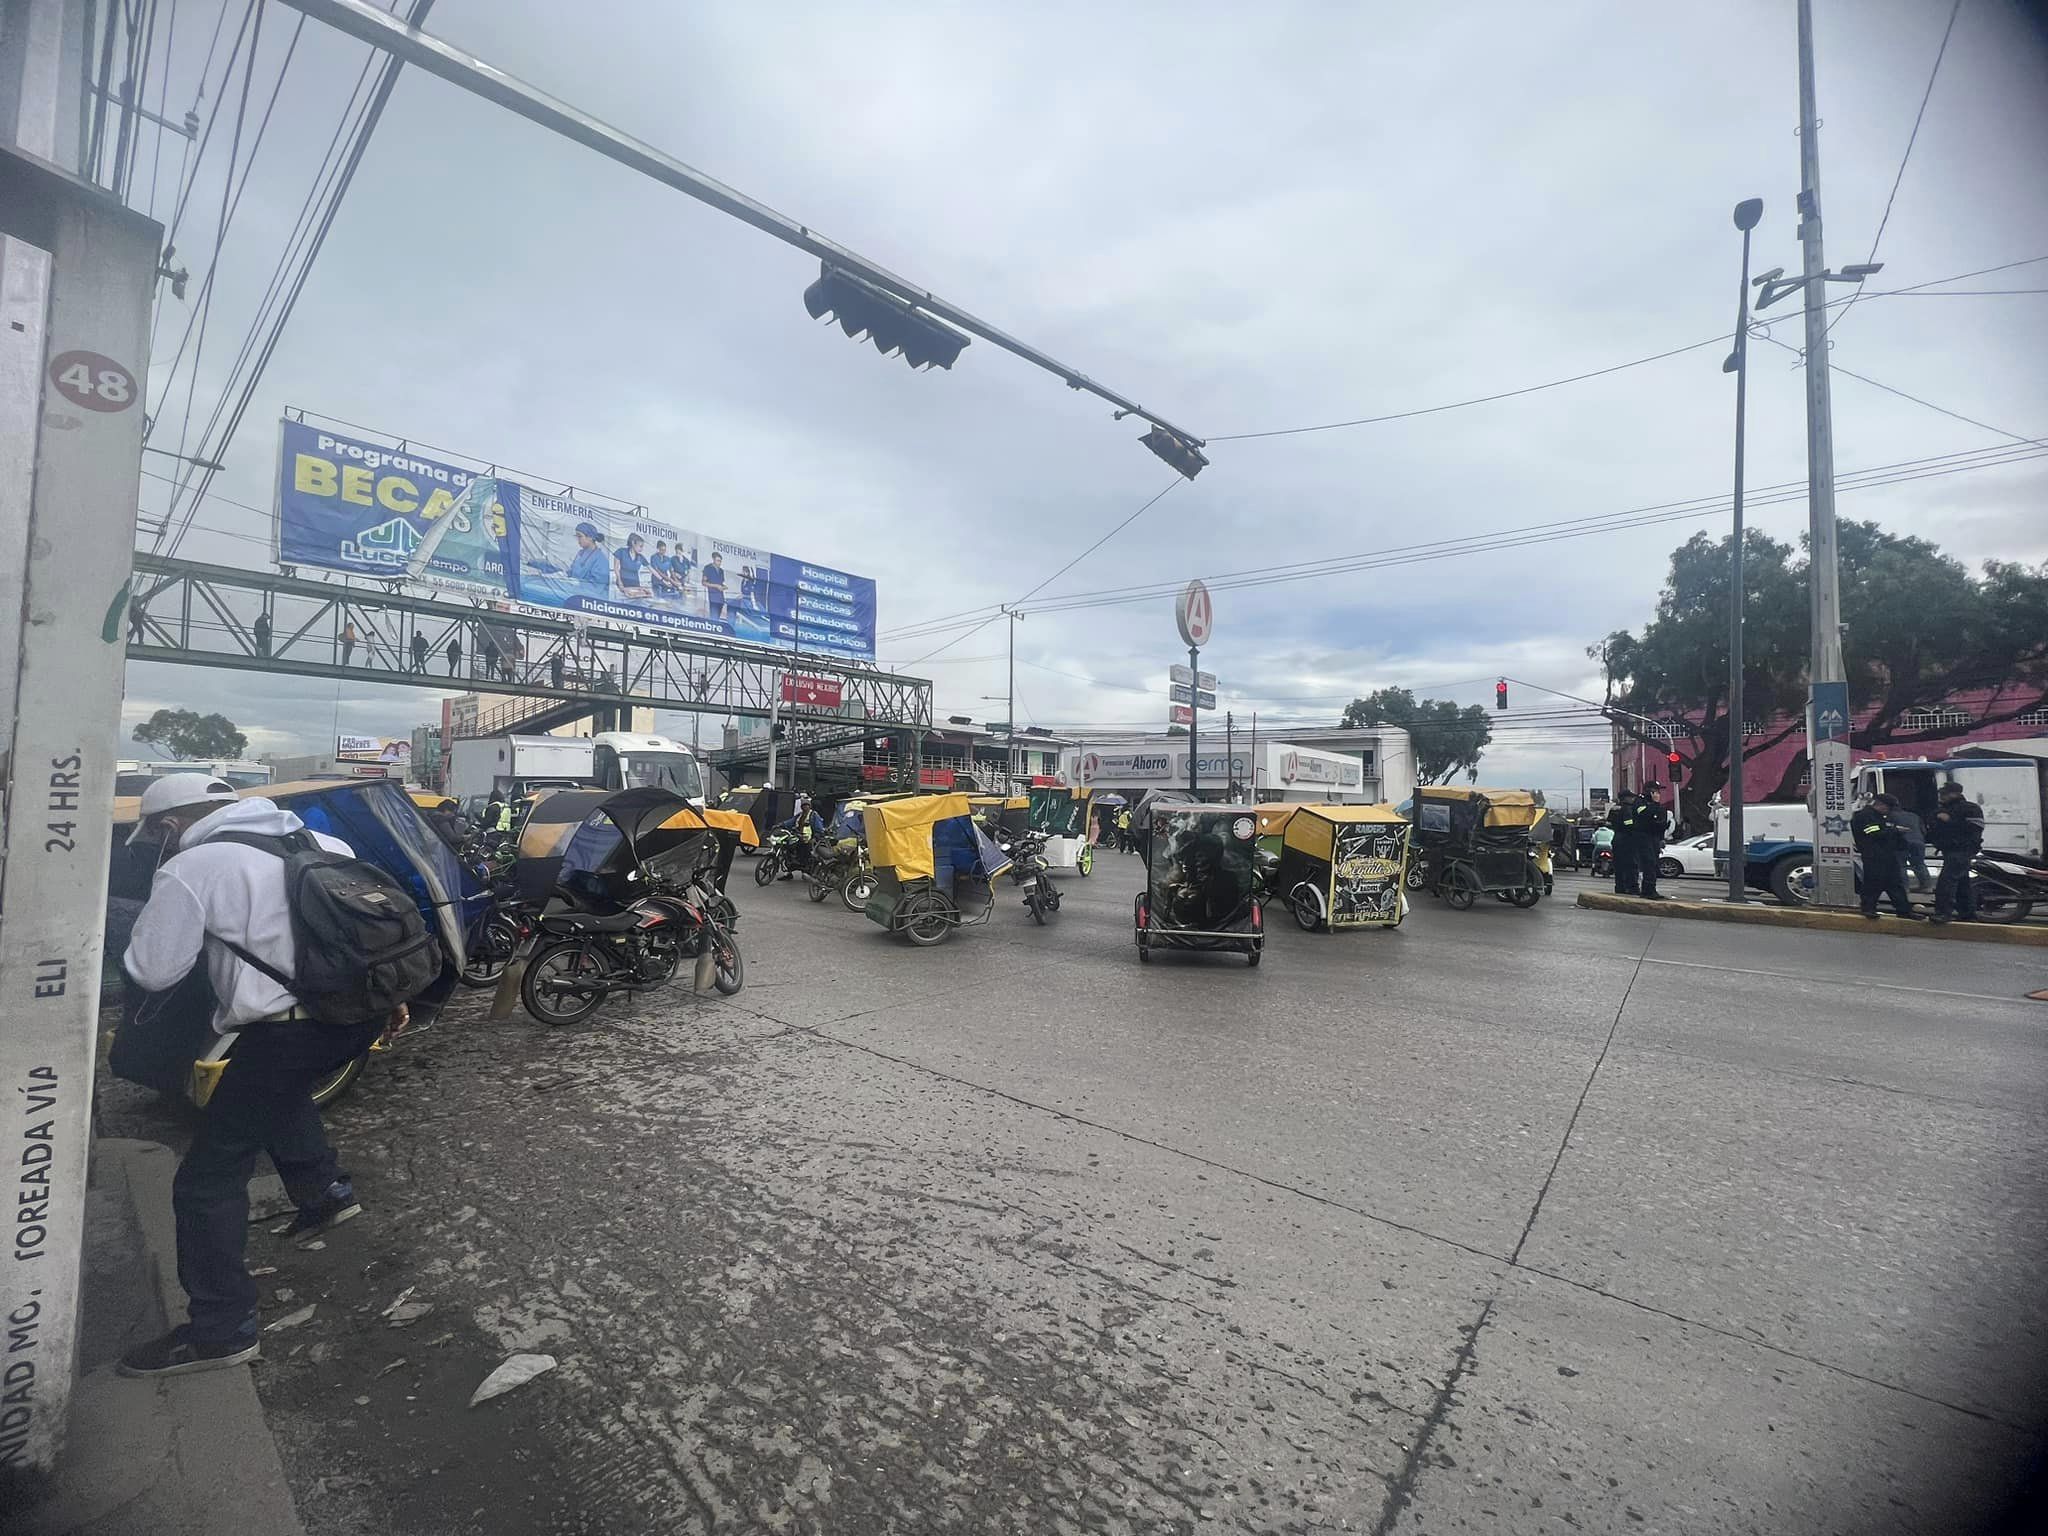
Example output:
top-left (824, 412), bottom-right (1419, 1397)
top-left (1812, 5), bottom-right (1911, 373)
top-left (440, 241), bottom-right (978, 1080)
top-left (1751, 329), bottom-right (2041, 446)
top-left (879, 438), bottom-right (2048, 643)
top-left (144, 0), bottom-right (178, 219)
top-left (149, 6), bottom-right (307, 459)
top-left (163, 0), bottom-right (435, 559)
top-left (1207, 336), bottom-right (1729, 443)
top-left (1827, 0), bottom-right (1967, 339)
top-left (155, 0), bottom-right (254, 285)
top-left (155, 0), bottom-right (264, 496)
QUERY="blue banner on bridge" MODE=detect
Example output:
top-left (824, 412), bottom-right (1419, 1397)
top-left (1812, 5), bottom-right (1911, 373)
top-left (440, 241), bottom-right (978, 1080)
top-left (273, 419), bottom-right (878, 661)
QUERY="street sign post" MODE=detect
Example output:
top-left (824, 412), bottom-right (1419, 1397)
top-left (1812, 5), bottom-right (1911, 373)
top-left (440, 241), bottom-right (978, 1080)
top-left (1174, 580), bottom-right (1213, 793)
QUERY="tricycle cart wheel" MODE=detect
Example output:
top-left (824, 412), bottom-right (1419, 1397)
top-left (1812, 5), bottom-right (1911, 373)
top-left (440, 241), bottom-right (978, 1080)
top-left (1443, 869), bottom-right (1478, 911)
top-left (901, 891), bottom-right (954, 947)
top-left (1245, 945), bottom-right (1262, 968)
top-left (1078, 844), bottom-right (1094, 876)
top-left (1404, 860), bottom-right (1427, 890)
top-left (1291, 887), bottom-right (1323, 932)
top-left (1509, 886), bottom-right (1541, 909)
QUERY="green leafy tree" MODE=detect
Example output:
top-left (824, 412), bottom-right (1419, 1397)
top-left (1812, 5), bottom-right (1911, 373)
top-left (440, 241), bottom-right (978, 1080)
top-left (1596, 524), bottom-right (2048, 822)
top-left (133, 708), bottom-right (247, 761)
top-left (1339, 687), bottom-right (1493, 783)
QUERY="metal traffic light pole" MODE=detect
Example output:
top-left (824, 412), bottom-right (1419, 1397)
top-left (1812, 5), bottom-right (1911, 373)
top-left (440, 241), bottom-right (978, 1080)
top-left (274, 0), bottom-right (1204, 457)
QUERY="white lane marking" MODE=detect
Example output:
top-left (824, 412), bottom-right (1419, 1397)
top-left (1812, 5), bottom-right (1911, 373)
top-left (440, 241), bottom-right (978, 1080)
top-left (1636, 953), bottom-right (2041, 1009)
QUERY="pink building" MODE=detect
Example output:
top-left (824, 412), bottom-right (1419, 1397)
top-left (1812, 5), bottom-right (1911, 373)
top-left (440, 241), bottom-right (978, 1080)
top-left (1612, 686), bottom-right (2048, 803)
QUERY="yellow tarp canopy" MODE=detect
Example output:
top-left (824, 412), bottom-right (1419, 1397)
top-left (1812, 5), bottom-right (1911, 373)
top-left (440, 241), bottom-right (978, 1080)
top-left (1280, 801), bottom-right (1408, 860)
top-left (692, 807), bottom-right (760, 848)
top-left (864, 792), bottom-right (972, 882)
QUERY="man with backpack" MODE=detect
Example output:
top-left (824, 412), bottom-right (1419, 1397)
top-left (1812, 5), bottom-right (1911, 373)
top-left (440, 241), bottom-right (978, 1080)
top-left (118, 774), bottom-right (438, 1377)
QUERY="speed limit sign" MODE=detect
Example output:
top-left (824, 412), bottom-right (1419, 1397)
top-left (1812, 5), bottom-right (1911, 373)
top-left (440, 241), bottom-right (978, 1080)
top-left (1175, 579), bottom-right (1213, 648)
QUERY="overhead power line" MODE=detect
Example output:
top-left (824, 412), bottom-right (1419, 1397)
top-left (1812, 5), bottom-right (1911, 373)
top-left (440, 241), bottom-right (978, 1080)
top-left (1827, 0), bottom-right (1968, 339)
top-left (877, 438), bottom-right (2048, 644)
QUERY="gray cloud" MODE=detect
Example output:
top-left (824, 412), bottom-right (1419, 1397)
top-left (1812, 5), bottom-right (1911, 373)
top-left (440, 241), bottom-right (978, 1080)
top-left (134, 0), bottom-right (2048, 799)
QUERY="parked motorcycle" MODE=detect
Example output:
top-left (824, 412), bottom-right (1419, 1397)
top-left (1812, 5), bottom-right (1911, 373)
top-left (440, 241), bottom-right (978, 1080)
top-left (994, 826), bottom-right (1060, 924)
top-left (1970, 849), bottom-right (2046, 923)
top-left (520, 878), bottom-right (744, 1025)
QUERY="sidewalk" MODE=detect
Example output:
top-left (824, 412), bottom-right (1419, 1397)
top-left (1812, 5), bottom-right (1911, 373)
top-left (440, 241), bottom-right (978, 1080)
top-left (1576, 889), bottom-right (2048, 947)
top-left (12, 1138), bottom-right (303, 1536)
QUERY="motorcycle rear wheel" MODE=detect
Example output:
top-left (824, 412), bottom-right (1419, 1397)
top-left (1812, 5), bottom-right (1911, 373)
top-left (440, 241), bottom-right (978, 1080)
top-left (522, 941), bottom-right (611, 1025)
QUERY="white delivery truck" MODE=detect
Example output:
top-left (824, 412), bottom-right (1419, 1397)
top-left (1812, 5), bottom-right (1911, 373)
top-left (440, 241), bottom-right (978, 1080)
top-left (1718, 754), bottom-right (2044, 904)
top-left (446, 731), bottom-right (704, 807)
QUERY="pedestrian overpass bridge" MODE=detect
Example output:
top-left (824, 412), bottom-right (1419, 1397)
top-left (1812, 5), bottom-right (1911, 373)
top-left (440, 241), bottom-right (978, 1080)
top-left (124, 552), bottom-right (936, 762)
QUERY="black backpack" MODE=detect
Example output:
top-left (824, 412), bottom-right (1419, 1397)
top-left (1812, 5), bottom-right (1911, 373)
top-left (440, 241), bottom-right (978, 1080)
top-left (213, 831), bottom-right (442, 1028)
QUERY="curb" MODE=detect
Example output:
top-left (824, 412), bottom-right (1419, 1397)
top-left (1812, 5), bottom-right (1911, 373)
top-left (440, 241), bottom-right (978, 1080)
top-left (1575, 891), bottom-right (2048, 946)
top-left (19, 1139), bottom-right (306, 1536)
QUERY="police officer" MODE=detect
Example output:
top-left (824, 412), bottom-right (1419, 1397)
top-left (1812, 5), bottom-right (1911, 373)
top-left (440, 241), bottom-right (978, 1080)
top-left (1606, 790), bottom-right (1641, 895)
top-left (1632, 783), bottom-right (1672, 901)
top-left (1853, 792), bottom-right (1919, 920)
top-left (1928, 780), bottom-right (1985, 923)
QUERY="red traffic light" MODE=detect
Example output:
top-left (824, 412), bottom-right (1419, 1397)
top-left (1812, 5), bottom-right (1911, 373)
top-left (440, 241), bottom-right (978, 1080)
top-left (1667, 751), bottom-right (1682, 766)
top-left (1494, 679), bottom-right (1508, 711)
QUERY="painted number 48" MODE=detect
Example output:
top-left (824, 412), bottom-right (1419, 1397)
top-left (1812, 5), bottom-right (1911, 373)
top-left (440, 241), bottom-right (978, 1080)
top-left (48, 350), bottom-right (137, 413)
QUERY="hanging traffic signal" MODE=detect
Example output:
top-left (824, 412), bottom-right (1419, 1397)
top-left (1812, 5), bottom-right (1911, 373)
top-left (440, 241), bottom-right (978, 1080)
top-left (802, 263), bottom-right (971, 371)
top-left (1667, 751), bottom-right (1682, 768)
top-left (1495, 679), bottom-right (1508, 711)
top-left (1141, 426), bottom-right (1209, 480)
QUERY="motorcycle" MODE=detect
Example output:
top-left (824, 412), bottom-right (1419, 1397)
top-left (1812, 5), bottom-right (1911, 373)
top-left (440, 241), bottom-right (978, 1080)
top-left (994, 825), bottom-right (1060, 925)
top-left (804, 836), bottom-right (876, 912)
top-left (753, 827), bottom-right (814, 887)
top-left (520, 877), bottom-right (744, 1026)
top-left (1969, 849), bottom-right (2046, 923)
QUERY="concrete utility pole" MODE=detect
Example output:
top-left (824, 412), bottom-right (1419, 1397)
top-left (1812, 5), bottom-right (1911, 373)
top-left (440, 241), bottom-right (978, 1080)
top-left (1795, 0), bottom-right (1856, 909)
top-left (0, 0), bottom-right (162, 1474)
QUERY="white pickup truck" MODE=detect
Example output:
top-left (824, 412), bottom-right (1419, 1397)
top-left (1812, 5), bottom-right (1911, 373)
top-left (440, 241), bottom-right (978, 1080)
top-left (1716, 754), bottom-right (2045, 904)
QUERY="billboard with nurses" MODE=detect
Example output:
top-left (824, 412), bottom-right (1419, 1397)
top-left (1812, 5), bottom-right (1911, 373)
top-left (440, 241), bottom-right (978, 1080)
top-left (274, 418), bottom-right (878, 661)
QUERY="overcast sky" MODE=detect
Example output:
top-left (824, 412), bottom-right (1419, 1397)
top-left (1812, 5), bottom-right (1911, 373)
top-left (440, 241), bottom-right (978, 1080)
top-left (127, 0), bottom-right (2048, 801)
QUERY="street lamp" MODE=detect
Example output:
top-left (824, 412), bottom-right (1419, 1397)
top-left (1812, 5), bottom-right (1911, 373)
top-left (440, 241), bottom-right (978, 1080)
top-left (1723, 196), bottom-right (1763, 904)
top-left (1556, 763), bottom-right (1588, 812)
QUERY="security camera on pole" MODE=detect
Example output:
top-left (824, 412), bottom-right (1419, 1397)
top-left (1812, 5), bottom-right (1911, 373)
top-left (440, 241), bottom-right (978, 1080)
top-left (1175, 580), bottom-right (1214, 794)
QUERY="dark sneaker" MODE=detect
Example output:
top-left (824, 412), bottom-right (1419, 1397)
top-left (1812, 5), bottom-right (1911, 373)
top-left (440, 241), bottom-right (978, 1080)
top-left (1860, 910), bottom-right (1880, 920)
top-left (118, 1325), bottom-right (258, 1378)
top-left (280, 1181), bottom-right (361, 1248)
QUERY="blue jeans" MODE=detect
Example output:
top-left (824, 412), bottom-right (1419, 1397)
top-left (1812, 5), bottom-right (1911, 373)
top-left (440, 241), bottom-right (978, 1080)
top-left (173, 1019), bottom-right (375, 1343)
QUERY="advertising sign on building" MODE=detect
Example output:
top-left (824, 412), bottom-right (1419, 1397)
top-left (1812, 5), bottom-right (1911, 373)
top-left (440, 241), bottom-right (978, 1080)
top-left (1167, 704), bottom-right (1194, 725)
top-left (275, 419), bottom-right (879, 660)
top-left (1078, 750), bottom-right (1177, 782)
top-left (336, 734), bottom-right (411, 764)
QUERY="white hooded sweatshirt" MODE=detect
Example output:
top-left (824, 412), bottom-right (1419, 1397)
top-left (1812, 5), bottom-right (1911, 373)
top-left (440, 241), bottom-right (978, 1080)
top-left (124, 797), bottom-right (352, 1032)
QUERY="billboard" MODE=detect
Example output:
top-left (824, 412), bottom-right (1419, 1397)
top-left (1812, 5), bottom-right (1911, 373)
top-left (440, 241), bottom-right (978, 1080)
top-left (336, 735), bottom-right (411, 765)
top-left (275, 420), bottom-right (878, 660)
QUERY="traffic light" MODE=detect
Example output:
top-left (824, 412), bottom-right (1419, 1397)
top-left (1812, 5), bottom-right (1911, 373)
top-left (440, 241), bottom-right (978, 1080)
top-left (771, 721), bottom-right (787, 742)
top-left (1667, 751), bottom-right (1682, 769)
top-left (1141, 426), bottom-right (1209, 480)
top-left (802, 263), bottom-right (971, 371)
top-left (1495, 679), bottom-right (1508, 711)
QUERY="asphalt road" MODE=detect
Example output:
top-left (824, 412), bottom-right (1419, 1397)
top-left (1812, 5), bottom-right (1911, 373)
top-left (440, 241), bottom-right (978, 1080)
top-left (104, 861), bottom-right (2048, 1534)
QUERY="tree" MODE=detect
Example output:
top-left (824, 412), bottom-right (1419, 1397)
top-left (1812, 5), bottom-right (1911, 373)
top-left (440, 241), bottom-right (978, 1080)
top-left (1339, 687), bottom-right (1494, 784)
top-left (1595, 523), bottom-right (2048, 824)
top-left (133, 708), bottom-right (247, 761)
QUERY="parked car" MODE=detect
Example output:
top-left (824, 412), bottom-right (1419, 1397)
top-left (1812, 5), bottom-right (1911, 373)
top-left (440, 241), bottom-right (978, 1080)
top-left (1657, 833), bottom-right (1718, 880)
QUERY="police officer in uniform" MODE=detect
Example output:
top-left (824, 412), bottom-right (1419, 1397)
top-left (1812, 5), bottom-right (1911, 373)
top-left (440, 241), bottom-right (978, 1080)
top-left (1606, 790), bottom-right (1641, 895)
top-left (1928, 780), bottom-right (1985, 923)
top-left (1853, 792), bottom-right (1919, 920)
top-left (1633, 783), bottom-right (1671, 901)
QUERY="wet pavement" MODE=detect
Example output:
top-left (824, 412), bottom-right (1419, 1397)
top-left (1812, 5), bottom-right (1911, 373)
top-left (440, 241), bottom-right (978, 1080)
top-left (98, 863), bottom-right (2048, 1533)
